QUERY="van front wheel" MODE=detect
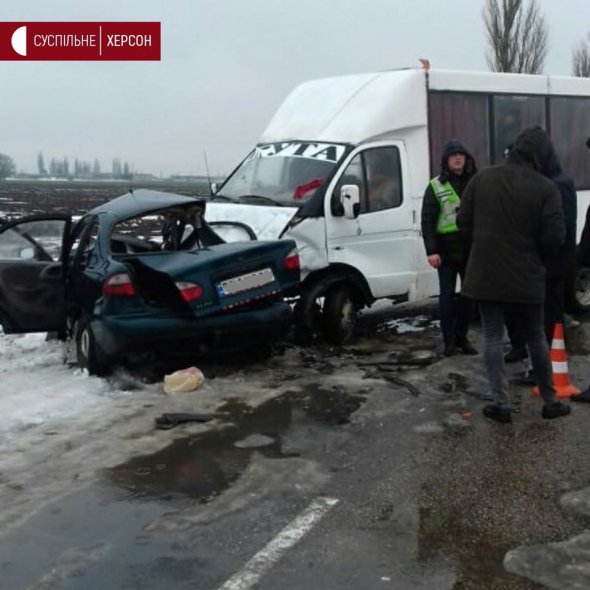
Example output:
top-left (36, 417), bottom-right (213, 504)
top-left (322, 286), bottom-right (357, 344)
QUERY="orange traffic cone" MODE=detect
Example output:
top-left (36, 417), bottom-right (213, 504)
top-left (533, 323), bottom-right (580, 399)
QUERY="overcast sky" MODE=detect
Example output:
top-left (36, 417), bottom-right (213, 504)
top-left (0, 0), bottom-right (588, 176)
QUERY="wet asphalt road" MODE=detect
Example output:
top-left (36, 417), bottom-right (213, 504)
top-left (2, 303), bottom-right (590, 589)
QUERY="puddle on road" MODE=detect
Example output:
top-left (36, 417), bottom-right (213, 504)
top-left (107, 385), bottom-right (366, 503)
top-left (0, 386), bottom-right (366, 589)
top-left (0, 484), bottom-right (206, 590)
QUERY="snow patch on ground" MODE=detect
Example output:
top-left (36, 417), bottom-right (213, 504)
top-left (0, 331), bottom-right (130, 448)
top-left (380, 315), bottom-right (439, 334)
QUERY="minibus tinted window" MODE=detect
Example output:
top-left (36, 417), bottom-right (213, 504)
top-left (493, 95), bottom-right (546, 163)
top-left (429, 92), bottom-right (491, 172)
top-left (550, 97), bottom-right (590, 189)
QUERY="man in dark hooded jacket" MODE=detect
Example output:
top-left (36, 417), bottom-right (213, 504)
top-left (505, 143), bottom-right (578, 361)
top-left (457, 127), bottom-right (570, 423)
top-left (421, 139), bottom-right (478, 357)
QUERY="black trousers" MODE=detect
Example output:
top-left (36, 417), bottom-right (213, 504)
top-left (506, 278), bottom-right (566, 348)
top-left (437, 260), bottom-right (472, 346)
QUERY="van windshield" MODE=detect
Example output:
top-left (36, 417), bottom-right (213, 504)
top-left (217, 141), bottom-right (348, 207)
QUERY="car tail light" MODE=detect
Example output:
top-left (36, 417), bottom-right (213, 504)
top-left (284, 248), bottom-right (300, 272)
top-left (176, 281), bottom-right (204, 303)
top-left (103, 273), bottom-right (136, 297)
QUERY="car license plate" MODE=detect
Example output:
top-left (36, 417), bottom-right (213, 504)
top-left (217, 267), bottom-right (275, 296)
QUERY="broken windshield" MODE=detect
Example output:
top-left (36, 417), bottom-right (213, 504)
top-left (218, 141), bottom-right (348, 207)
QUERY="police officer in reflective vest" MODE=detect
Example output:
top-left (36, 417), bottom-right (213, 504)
top-left (421, 139), bottom-right (478, 356)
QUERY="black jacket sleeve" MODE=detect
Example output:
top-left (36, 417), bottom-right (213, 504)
top-left (421, 184), bottom-right (440, 256)
top-left (578, 205), bottom-right (590, 268)
top-left (538, 184), bottom-right (566, 259)
top-left (456, 177), bottom-right (475, 249)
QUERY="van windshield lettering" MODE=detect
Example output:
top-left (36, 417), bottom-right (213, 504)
top-left (254, 142), bottom-right (345, 163)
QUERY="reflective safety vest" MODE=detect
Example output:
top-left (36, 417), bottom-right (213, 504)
top-left (430, 177), bottom-right (460, 234)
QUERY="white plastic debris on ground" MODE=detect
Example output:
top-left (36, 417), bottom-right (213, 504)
top-left (0, 330), bottom-right (130, 448)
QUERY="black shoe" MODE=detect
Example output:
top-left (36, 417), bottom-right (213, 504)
top-left (542, 402), bottom-right (572, 420)
top-left (572, 389), bottom-right (590, 403)
top-left (483, 404), bottom-right (512, 423)
top-left (504, 347), bottom-right (528, 364)
top-left (443, 343), bottom-right (457, 357)
top-left (455, 338), bottom-right (478, 355)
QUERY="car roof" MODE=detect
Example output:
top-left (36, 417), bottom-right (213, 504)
top-left (90, 189), bottom-right (201, 220)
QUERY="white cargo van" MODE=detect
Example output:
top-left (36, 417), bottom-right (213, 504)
top-left (206, 67), bottom-right (590, 343)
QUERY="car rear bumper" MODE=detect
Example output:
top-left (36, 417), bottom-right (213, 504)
top-left (92, 302), bottom-right (292, 357)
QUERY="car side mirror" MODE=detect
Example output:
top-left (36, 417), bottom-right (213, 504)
top-left (19, 246), bottom-right (35, 260)
top-left (211, 182), bottom-right (219, 194)
top-left (341, 185), bottom-right (360, 220)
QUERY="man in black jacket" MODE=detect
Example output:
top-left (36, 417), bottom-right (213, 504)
top-left (457, 127), bottom-right (570, 423)
top-left (505, 144), bottom-right (578, 361)
top-left (421, 139), bottom-right (478, 357)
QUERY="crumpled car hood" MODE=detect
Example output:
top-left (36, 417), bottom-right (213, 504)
top-left (204, 202), bottom-right (297, 240)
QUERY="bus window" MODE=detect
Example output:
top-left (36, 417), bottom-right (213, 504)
top-left (429, 92), bottom-right (491, 174)
top-left (550, 96), bottom-right (590, 189)
top-left (493, 95), bottom-right (546, 163)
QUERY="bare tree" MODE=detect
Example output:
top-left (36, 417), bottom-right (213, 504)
top-left (37, 151), bottom-right (46, 176)
top-left (573, 33), bottom-right (590, 77)
top-left (0, 154), bottom-right (16, 180)
top-left (483, 0), bottom-right (548, 74)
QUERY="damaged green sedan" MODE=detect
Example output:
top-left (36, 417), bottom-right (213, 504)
top-left (0, 189), bottom-right (301, 374)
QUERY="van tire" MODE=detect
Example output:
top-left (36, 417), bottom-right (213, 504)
top-left (567, 268), bottom-right (590, 313)
top-left (322, 285), bottom-right (357, 344)
top-left (76, 319), bottom-right (109, 376)
top-left (293, 300), bottom-right (322, 345)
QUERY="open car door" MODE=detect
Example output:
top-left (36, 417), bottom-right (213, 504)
top-left (0, 215), bottom-right (71, 333)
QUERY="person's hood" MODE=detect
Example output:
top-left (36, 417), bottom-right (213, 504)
top-left (508, 126), bottom-right (557, 175)
top-left (439, 139), bottom-right (477, 182)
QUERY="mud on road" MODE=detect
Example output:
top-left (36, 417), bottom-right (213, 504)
top-left (1, 307), bottom-right (590, 589)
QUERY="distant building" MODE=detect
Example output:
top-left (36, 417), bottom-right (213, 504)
top-left (132, 173), bottom-right (158, 182)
